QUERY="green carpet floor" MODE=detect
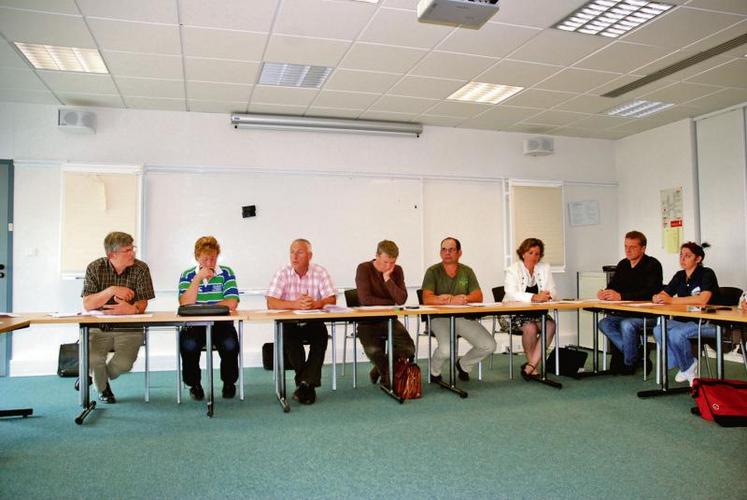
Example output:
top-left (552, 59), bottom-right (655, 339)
top-left (2, 355), bottom-right (746, 499)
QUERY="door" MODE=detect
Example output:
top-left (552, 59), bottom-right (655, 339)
top-left (0, 159), bottom-right (13, 376)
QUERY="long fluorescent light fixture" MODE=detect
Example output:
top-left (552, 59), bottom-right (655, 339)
top-left (258, 62), bottom-right (332, 88)
top-left (606, 99), bottom-right (673, 118)
top-left (14, 42), bottom-right (108, 73)
top-left (554, 0), bottom-right (673, 38)
top-left (231, 113), bottom-right (423, 137)
top-left (448, 82), bottom-right (523, 104)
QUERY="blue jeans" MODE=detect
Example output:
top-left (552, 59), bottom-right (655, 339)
top-left (598, 315), bottom-right (644, 366)
top-left (653, 319), bottom-right (715, 371)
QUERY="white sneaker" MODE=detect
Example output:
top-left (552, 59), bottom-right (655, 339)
top-left (684, 360), bottom-right (698, 387)
top-left (674, 369), bottom-right (687, 383)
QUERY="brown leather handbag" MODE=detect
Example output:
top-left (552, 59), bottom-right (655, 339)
top-left (394, 359), bottom-right (422, 399)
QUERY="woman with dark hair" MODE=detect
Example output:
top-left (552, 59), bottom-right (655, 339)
top-left (652, 242), bottom-right (719, 386)
top-left (504, 237), bottom-right (557, 380)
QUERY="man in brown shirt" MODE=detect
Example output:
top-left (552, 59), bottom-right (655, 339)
top-left (80, 231), bottom-right (155, 403)
top-left (355, 240), bottom-right (415, 388)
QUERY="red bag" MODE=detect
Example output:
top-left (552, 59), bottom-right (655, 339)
top-left (394, 359), bottom-right (422, 400)
top-left (691, 378), bottom-right (747, 427)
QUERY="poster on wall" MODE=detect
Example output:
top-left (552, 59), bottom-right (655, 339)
top-left (660, 186), bottom-right (683, 254)
top-left (568, 200), bottom-right (600, 226)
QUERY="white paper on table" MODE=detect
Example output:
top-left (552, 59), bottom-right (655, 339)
top-left (354, 305), bottom-right (398, 311)
top-left (626, 302), bottom-right (664, 307)
top-left (468, 302), bottom-right (502, 307)
top-left (323, 304), bottom-right (352, 313)
top-left (0, 312), bottom-right (20, 317)
top-left (293, 309), bottom-right (324, 315)
top-left (49, 310), bottom-right (104, 318)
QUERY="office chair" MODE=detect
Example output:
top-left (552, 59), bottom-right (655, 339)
top-left (697, 286), bottom-right (745, 377)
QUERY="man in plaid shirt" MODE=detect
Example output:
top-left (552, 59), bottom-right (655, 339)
top-left (81, 231), bottom-right (155, 403)
top-left (266, 239), bottom-right (336, 405)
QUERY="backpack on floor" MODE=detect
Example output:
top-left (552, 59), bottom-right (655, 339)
top-left (394, 359), bottom-right (422, 400)
top-left (691, 378), bottom-right (747, 427)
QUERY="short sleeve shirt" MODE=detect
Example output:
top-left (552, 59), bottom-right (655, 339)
top-left (664, 266), bottom-right (719, 302)
top-left (81, 257), bottom-right (155, 305)
top-left (266, 263), bottom-right (336, 302)
top-left (421, 263), bottom-right (481, 296)
top-left (178, 265), bottom-right (239, 304)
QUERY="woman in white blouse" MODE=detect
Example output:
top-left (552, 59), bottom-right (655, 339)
top-left (504, 238), bottom-right (558, 380)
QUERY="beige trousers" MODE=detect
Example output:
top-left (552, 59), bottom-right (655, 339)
top-left (88, 328), bottom-right (144, 392)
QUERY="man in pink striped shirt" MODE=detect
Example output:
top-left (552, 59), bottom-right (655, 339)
top-left (266, 239), bottom-right (336, 405)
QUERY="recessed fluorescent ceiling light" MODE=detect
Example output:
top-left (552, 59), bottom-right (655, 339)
top-left (606, 99), bottom-right (673, 118)
top-left (258, 62), bottom-right (332, 88)
top-left (554, 0), bottom-right (673, 38)
top-left (448, 82), bottom-right (524, 104)
top-left (14, 42), bottom-right (108, 73)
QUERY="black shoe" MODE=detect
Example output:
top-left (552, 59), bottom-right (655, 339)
top-left (294, 382), bottom-right (316, 405)
top-left (609, 345), bottom-right (624, 374)
top-left (520, 363), bottom-right (539, 381)
top-left (637, 349), bottom-right (654, 376)
top-left (369, 366), bottom-right (380, 385)
top-left (99, 383), bottom-right (116, 404)
top-left (222, 383), bottom-right (236, 399)
top-left (456, 359), bottom-right (470, 382)
top-left (619, 364), bottom-right (636, 375)
top-left (430, 374), bottom-right (443, 384)
top-left (189, 384), bottom-right (205, 401)
top-left (74, 376), bottom-right (92, 391)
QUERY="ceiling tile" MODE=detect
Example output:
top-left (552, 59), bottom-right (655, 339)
top-left (264, 35), bottom-right (350, 67)
top-left (686, 59), bottom-right (747, 89)
top-left (519, 109), bottom-right (586, 126)
top-left (380, 0), bottom-right (416, 10)
top-left (419, 115), bottom-right (465, 127)
top-left (554, 94), bottom-right (626, 114)
top-left (37, 71), bottom-right (117, 94)
top-left (437, 22), bottom-right (541, 59)
top-left (0, 8), bottom-right (95, 47)
top-left (686, 0), bottom-right (747, 15)
top-left (324, 69), bottom-right (401, 94)
top-left (0, 40), bottom-right (29, 68)
top-left (503, 89), bottom-right (575, 109)
top-left (57, 92), bottom-right (124, 107)
top-left (491, 0), bottom-right (587, 28)
top-left (411, 51), bottom-right (496, 80)
top-left (684, 88), bottom-right (747, 112)
top-left (184, 58), bottom-right (259, 85)
top-left (536, 68), bottom-right (619, 93)
top-left (570, 114), bottom-right (634, 130)
top-left (77, 0), bottom-right (178, 23)
top-left (588, 74), bottom-right (676, 98)
top-left (457, 105), bottom-right (541, 130)
top-left (682, 20), bottom-right (747, 59)
top-left (510, 29), bottom-right (611, 67)
top-left (251, 86), bottom-right (318, 106)
top-left (87, 19), bottom-right (180, 55)
top-left (103, 51), bottom-right (183, 79)
top-left (424, 101), bottom-right (492, 118)
top-left (125, 96), bottom-right (186, 111)
top-left (312, 90), bottom-right (380, 109)
top-left (0, 88), bottom-right (59, 103)
top-left (359, 7), bottom-right (453, 49)
top-left (550, 127), bottom-right (628, 140)
top-left (507, 123), bottom-right (556, 134)
top-left (247, 102), bottom-right (306, 115)
top-left (340, 43), bottom-right (426, 73)
top-left (389, 76), bottom-right (464, 100)
top-left (180, 0), bottom-right (278, 31)
top-left (182, 27), bottom-right (267, 61)
top-left (623, 7), bottom-right (743, 49)
top-left (115, 76), bottom-right (184, 98)
top-left (641, 81), bottom-right (723, 104)
top-left (0, 67), bottom-right (46, 90)
top-left (634, 49), bottom-right (733, 81)
top-left (0, 0), bottom-right (77, 14)
top-left (369, 95), bottom-right (438, 114)
top-left (187, 81), bottom-right (252, 101)
top-left (274, 0), bottom-right (376, 40)
top-left (575, 42), bottom-right (675, 74)
top-left (478, 60), bottom-right (561, 87)
top-left (305, 107), bottom-right (362, 119)
top-left (359, 110), bottom-right (420, 122)
top-left (188, 99), bottom-right (247, 113)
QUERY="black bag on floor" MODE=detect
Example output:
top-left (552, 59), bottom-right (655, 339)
top-left (57, 341), bottom-right (79, 377)
top-left (546, 346), bottom-right (588, 377)
top-left (262, 342), bottom-right (292, 370)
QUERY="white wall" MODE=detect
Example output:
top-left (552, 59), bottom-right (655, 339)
top-left (2, 102), bottom-right (619, 375)
top-left (614, 118), bottom-right (699, 278)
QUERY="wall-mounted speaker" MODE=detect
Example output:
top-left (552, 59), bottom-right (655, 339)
top-left (523, 136), bottom-right (554, 157)
top-left (58, 109), bottom-right (96, 134)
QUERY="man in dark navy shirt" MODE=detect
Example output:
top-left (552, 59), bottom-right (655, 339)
top-left (597, 231), bottom-right (663, 374)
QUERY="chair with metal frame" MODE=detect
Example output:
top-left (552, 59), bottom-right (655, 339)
top-left (341, 289), bottom-right (360, 382)
top-left (696, 286), bottom-right (745, 377)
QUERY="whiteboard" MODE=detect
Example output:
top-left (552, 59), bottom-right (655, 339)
top-left (143, 171), bottom-right (423, 291)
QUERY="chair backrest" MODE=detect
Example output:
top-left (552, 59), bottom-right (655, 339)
top-left (714, 286), bottom-right (744, 306)
top-left (416, 288), bottom-right (424, 305)
top-left (492, 286), bottom-right (505, 302)
top-left (344, 288), bottom-right (360, 307)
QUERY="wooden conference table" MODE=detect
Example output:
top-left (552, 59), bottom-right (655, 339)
top-left (0, 316), bottom-right (33, 418)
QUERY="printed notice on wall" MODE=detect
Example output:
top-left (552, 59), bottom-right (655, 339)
top-left (568, 200), bottom-right (600, 226)
top-left (661, 187), bottom-right (683, 253)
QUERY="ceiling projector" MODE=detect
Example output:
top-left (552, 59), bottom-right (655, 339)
top-left (417, 0), bottom-right (500, 29)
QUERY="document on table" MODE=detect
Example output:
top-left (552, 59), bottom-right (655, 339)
top-left (323, 304), bottom-right (352, 313)
top-left (49, 311), bottom-right (104, 318)
top-left (626, 302), bottom-right (664, 307)
top-left (467, 302), bottom-right (502, 307)
top-left (293, 309), bottom-right (324, 315)
top-left (0, 312), bottom-right (20, 317)
top-left (354, 305), bottom-right (398, 311)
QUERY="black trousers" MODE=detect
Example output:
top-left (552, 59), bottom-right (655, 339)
top-left (357, 320), bottom-right (415, 378)
top-left (180, 322), bottom-right (239, 387)
top-left (282, 321), bottom-right (328, 388)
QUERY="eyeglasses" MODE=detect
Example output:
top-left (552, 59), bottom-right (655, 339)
top-left (115, 245), bottom-right (137, 254)
top-left (440, 247), bottom-right (458, 253)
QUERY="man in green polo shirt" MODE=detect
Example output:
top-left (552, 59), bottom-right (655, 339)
top-left (421, 237), bottom-right (496, 382)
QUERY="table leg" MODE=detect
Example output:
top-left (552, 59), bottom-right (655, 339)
top-left (206, 323), bottom-right (214, 417)
top-left (238, 320), bottom-right (244, 401)
top-left (275, 322), bottom-right (290, 412)
top-left (638, 315), bottom-right (689, 398)
top-left (176, 327), bottom-right (182, 404)
top-left (433, 315), bottom-right (468, 398)
top-left (576, 309), bottom-right (615, 379)
top-left (144, 327), bottom-right (150, 403)
top-left (331, 323), bottom-right (337, 391)
top-left (554, 309), bottom-right (560, 377)
top-left (530, 313), bottom-right (562, 389)
top-left (74, 325), bottom-right (96, 425)
top-left (716, 324), bottom-right (723, 379)
top-left (380, 317), bottom-right (404, 403)
top-left (352, 322), bottom-right (358, 389)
